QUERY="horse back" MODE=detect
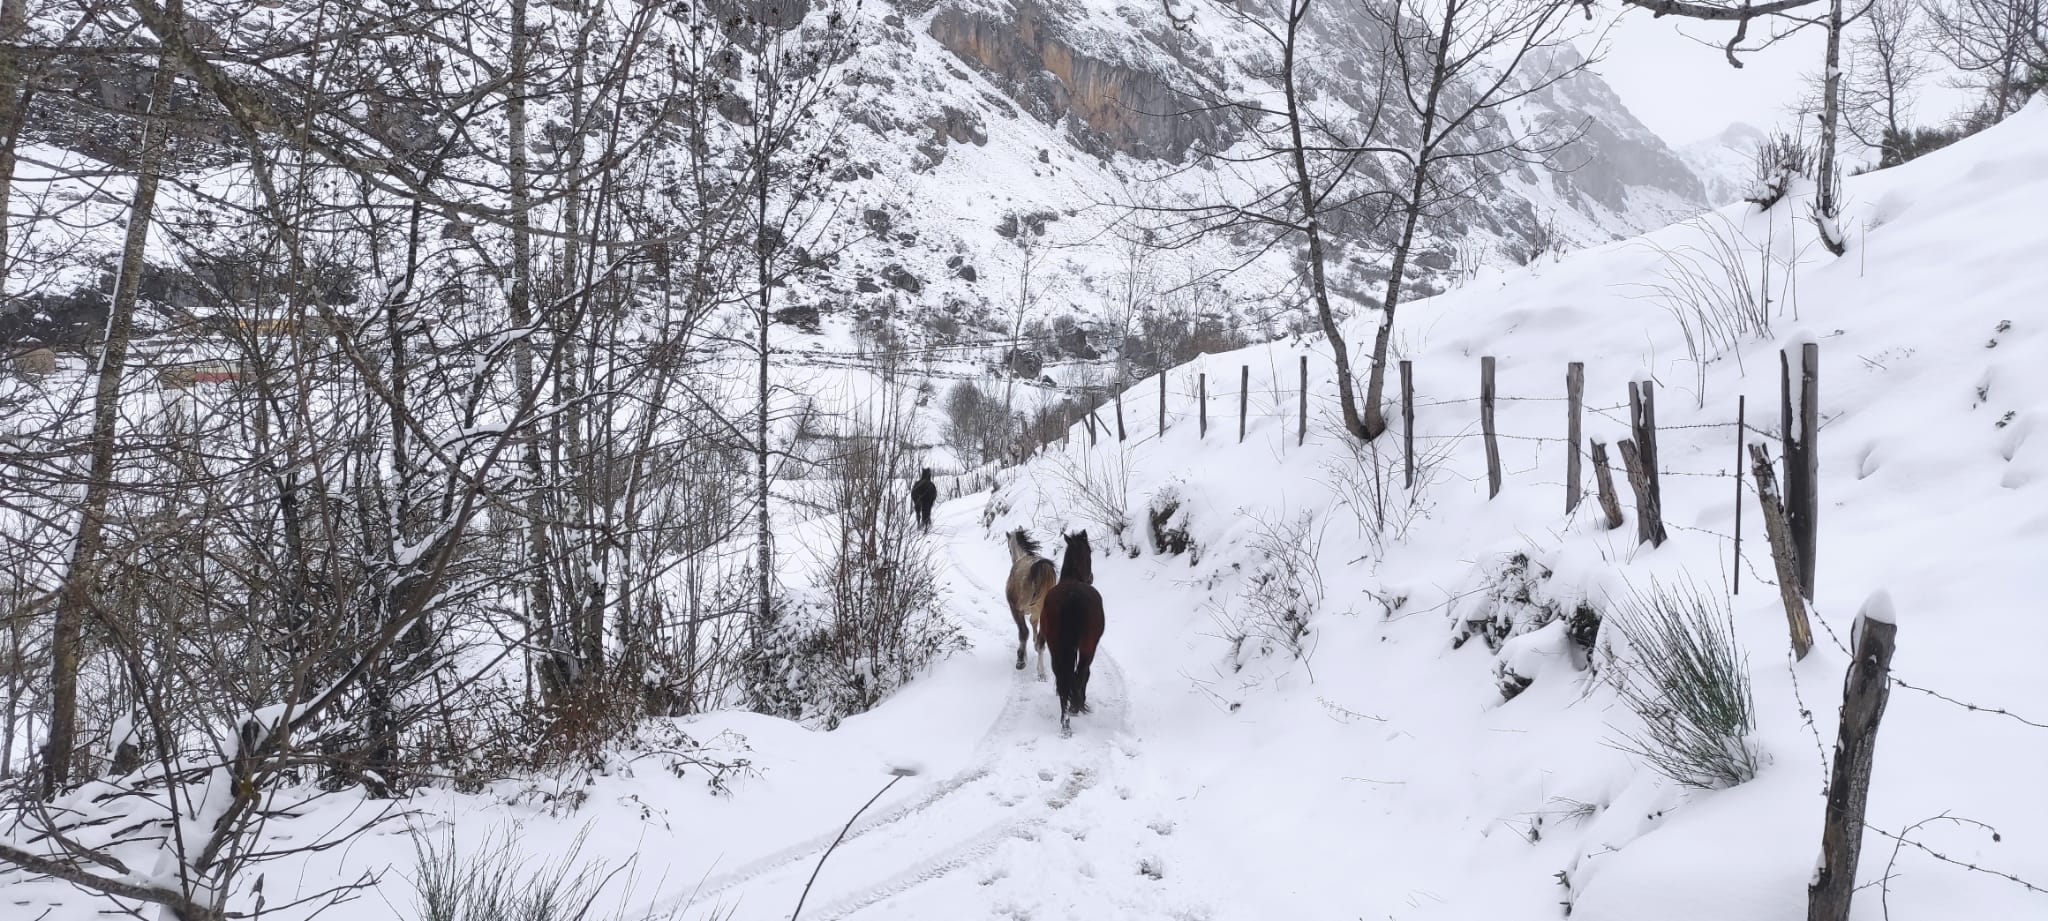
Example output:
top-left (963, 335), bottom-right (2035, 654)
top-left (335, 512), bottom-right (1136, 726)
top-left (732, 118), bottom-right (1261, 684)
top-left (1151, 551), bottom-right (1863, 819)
top-left (1041, 580), bottom-right (1104, 650)
top-left (1007, 557), bottom-right (1056, 610)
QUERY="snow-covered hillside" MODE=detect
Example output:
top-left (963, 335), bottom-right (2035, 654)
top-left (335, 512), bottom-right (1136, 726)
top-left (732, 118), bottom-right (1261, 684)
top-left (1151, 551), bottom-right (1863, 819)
top-left (12, 86), bottom-right (2043, 921)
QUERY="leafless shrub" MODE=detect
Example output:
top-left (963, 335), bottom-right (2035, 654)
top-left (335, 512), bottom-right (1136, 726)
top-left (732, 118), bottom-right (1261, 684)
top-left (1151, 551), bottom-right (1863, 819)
top-left (1324, 416), bottom-right (1447, 556)
top-left (1626, 212), bottom-right (1792, 404)
top-left (1041, 441), bottom-right (1136, 548)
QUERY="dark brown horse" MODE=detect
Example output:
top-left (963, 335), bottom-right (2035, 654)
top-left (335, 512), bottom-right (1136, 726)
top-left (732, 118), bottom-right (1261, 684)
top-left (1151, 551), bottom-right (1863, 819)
top-left (911, 468), bottom-right (937, 529)
top-left (1038, 530), bottom-right (1105, 733)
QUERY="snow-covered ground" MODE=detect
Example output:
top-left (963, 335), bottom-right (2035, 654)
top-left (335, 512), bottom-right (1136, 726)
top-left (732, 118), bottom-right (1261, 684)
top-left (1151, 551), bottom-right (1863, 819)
top-left (11, 98), bottom-right (2048, 921)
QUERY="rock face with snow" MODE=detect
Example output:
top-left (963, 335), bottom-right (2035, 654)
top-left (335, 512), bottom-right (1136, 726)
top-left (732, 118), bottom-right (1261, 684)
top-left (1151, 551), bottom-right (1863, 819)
top-left (7, 0), bottom-right (1719, 363)
top-left (799, 0), bottom-right (1719, 356)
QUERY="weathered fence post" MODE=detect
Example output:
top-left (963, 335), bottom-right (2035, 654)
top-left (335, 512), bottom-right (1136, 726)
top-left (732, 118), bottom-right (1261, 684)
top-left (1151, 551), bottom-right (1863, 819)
top-left (1794, 343), bottom-right (1820, 599)
top-left (1481, 356), bottom-right (1500, 498)
top-left (1298, 354), bottom-right (1308, 447)
top-left (1618, 438), bottom-right (1667, 546)
top-left (1734, 395), bottom-right (1746, 595)
top-left (1589, 441), bottom-right (1625, 530)
top-left (1807, 592), bottom-right (1898, 921)
top-left (1748, 442), bottom-right (1814, 659)
top-left (1199, 373), bottom-right (1207, 439)
top-left (1085, 411), bottom-right (1097, 447)
top-left (1400, 359), bottom-right (1414, 490)
top-left (1566, 362), bottom-right (1584, 514)
top-left (1115, 391), bottom-right (1126, 442)
top-left (1159, 373), bottom-right (1167, 437)
top-left (1239, 364), bottom-right (1250, 444)
top-left (1781, 346), bottom-right (1820, 599)
top-left (1630, 380), bottom-right (1663, 510)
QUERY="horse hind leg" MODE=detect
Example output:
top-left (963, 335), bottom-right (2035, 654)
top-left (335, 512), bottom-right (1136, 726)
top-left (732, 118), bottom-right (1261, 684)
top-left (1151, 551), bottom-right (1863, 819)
top-left (1011, 607), bottom-right (1028, 670)
top-left (1031, 608), bottom-right (1048, 681)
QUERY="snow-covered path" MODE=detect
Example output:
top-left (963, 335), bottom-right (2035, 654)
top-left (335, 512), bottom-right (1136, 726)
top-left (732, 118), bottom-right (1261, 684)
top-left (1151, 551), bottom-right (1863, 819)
top-left (683, 498), bottom-right (1258, 921)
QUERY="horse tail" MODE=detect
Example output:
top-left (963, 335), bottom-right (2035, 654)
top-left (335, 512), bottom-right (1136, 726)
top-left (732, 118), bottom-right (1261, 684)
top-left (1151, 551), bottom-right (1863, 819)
top-left (1027, 559), bottom-right (1057, 604)
top-left (1044, 586), bottom-right (1083, 704)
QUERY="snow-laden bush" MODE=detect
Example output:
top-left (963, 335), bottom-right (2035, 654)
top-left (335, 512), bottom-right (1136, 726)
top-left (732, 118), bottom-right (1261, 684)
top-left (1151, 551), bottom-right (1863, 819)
top-left (1745, 130), bottom-right (1813, 209)
top-left (1146, 481), bottom-right (1196, 561)
top-left (1217, 512), bottom-right (1327, 670)
top-left (1605, 579), bottom-right (1761, 789)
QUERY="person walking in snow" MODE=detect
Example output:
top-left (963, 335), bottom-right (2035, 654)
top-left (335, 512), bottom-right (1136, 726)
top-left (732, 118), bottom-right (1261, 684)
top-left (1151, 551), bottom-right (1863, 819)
top-left (911, 468), bottom-right (937, 530)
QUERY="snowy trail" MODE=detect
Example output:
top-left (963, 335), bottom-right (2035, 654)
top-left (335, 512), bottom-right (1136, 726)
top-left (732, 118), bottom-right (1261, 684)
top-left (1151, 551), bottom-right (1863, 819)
top-left (680, 500), bottom-right (1249, 921)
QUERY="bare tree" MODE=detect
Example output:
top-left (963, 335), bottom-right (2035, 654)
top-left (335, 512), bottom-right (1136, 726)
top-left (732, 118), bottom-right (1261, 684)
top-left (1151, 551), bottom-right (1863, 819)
top-left (1355, 0), bottom-right (1593, 438)
top-left (1844, 0), bottom-right (1933, 166)
top-left (1925, 0), bottom-right (2047, 125)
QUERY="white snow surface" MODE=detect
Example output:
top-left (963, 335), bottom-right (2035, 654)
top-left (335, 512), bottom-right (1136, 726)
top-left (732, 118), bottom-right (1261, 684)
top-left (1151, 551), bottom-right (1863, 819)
top-left (10, 100), bottom-right (2048, 921)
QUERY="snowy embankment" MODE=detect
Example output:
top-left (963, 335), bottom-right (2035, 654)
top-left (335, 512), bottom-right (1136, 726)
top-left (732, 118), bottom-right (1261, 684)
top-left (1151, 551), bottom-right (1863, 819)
top-left (12, 104), bottom-right (2047, 921)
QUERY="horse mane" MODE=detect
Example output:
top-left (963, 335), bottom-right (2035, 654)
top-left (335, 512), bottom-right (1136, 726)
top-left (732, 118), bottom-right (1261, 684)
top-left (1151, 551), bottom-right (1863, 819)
top-left (1008, 528), bottom-right (1042, 556)
top-left (1059, 531), bottom-right (1093, 584)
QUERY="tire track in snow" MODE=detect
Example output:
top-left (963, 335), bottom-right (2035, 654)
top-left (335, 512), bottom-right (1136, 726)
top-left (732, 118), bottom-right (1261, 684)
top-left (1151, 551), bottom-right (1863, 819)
top-left (804, 648), bottom-right (1135, 919)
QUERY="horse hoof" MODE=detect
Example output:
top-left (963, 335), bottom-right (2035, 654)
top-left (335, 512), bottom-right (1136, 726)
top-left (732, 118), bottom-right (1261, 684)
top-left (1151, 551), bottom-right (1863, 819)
top-left (1014, 660), bottom-right (1025, 671)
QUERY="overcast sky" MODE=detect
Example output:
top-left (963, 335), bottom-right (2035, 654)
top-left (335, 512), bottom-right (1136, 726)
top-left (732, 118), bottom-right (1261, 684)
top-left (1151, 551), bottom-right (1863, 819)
top-left (1580, 9), bottom-right (1826, 147)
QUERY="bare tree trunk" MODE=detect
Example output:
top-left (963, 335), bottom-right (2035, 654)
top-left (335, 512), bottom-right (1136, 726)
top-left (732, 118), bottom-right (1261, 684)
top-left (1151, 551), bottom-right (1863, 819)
top-left (1362, 0), bottom-right (1458, 440)
top-left (506, 0), bottom-right (561, 698)
top-left (755, 141), bottom-right (774, 640)
top-left (1814, 0), bottom-right (1848, 254)
top-left (0, 0), bottom-right (32, 286)
top-left (1279, 1), bottom-right (1369, 441)
top-left (43, 41), bottom-right (179, 800)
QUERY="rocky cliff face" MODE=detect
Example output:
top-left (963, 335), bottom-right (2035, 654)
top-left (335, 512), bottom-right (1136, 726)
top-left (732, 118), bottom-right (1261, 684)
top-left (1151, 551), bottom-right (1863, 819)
top-left (925, 3), bottom-right (1232, 161)
top-left (786, 0), bottom-right (1718, 358)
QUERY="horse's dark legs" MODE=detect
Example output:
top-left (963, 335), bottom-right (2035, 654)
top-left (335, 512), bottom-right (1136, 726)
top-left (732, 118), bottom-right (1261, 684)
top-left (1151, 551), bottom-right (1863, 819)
top-left (1050, 638), bottom-right (1079, 716)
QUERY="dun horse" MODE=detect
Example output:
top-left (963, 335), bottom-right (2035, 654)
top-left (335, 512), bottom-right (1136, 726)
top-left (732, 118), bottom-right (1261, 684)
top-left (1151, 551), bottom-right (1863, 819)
top-left (1038, 531), bottom-right (1105, 733)
top-left (1004, 529), bottom-right (1057, 674)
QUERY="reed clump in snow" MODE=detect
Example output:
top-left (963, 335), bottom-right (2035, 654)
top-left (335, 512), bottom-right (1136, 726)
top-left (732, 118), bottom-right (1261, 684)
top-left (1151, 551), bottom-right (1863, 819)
top-left (1606, 579), bottom-right (1761, 789)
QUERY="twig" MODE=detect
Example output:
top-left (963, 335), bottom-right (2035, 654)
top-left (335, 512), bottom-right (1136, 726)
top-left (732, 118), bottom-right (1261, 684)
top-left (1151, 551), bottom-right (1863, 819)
top-left (790, 769), bottom-right (916, 920)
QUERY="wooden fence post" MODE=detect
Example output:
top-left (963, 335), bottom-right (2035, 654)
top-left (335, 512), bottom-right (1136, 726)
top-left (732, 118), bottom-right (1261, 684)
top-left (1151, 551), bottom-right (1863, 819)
top-left (1734, 395), bottom-right (1745, 595)
top-left (1159, 373), bottom-right (1166, 437)
top-left (1807, 593), bottom-right (1897, 921)
top-left (1566, 362), bottom-right (1584, 514)
top-left (1618, 438), bottom-right (1667, 546)
top-left (1298, 354), bottom-right (1308, 447)
top-left (1797, 343), bottom-right (1819, 598)
top-left (1400, 359), bottom-right (1414, 489)
top-left (1630, 380), bottom-right (1663, 511)
top-left (1199, 373), bottom-right (1207, 439)
top-left (1748, 442), bottom-right (1814, 660)
top-left (1239, 364), bottom-right (1250, 444)
top-left (1115, 391), bottom-right (1126, 442)
top-left (1589, 441), bottom-right (1625, 531)
top-left (1781, 345), bottom-right (1820, 599)
top-left (1481, 356), bottom-right (1500, 498)
top-left (1085, 411), bottom-right (1097, 447)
